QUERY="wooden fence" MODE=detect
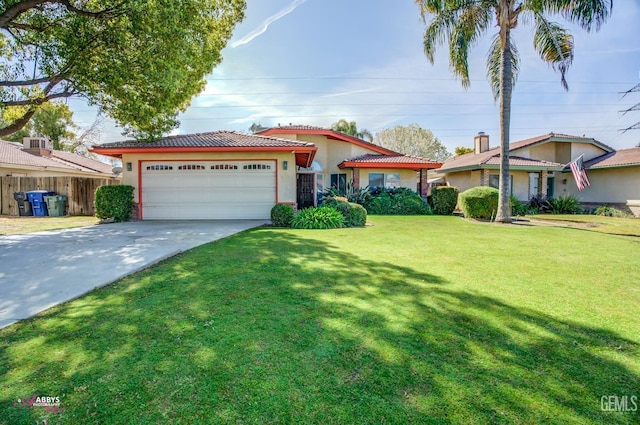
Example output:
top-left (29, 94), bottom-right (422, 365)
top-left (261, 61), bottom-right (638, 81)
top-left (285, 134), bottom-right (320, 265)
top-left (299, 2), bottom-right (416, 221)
top-left (0, 176), bottom-right (120, 216)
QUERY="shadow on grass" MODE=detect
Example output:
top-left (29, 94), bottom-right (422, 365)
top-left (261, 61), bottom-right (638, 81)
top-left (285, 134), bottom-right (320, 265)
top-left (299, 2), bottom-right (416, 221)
top-left (1, 229), bottom-right (638, 424)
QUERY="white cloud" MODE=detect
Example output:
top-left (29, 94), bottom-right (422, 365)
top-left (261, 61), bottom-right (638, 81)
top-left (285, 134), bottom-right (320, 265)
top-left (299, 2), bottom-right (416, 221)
top-left (230, 0), bottom-right (307, 48)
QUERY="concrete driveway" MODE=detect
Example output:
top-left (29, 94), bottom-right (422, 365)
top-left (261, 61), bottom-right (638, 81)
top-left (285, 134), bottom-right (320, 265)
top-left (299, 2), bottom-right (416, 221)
top-left (0, 220), bottom-right (267, 329)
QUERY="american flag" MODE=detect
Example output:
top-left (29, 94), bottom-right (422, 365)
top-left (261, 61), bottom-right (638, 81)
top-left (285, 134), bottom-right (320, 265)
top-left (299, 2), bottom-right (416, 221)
top-left (569, 155), bottom-right (590, 191)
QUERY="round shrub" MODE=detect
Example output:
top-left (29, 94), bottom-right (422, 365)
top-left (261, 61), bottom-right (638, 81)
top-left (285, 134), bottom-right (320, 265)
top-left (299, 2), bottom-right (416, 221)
top-left (323, 196), bottom-right (367, 227)
top-left (291, 206), bottom-right (345, 229)
top-left (364, 188), bottom-right (431, 215)
top-left (270, 203), bottom-right (294, 227)
top-left (459, 186), bottom-right (499, 220)
top-left (95, 185), bottom-right (134, 222)
top-left (431, 186), bottom-right (459, 215)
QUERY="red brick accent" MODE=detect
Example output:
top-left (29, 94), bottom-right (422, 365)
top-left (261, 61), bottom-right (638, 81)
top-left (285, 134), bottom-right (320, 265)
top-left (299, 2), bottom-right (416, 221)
top-left (420, 169), bottom-right (428, 199)
top-left (130, 203), bottom-right (141, 221)
top-left (353, 168), bottom-right (360, 190)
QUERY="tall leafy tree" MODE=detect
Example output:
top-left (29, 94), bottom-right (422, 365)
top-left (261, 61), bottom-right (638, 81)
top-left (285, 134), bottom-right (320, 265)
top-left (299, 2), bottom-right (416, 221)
top-left (455, 146), bottom-right (474, 156)
top-left (3, 102), bottom-right (79, 149)
top-left (331, 119), bottom-right (373, 142)
top-left (374, 124), bottom-right (451, 162)
top-left (416, 0), bottom-right (612, 222)
top-left (0, 0), bottom-right (245, 140)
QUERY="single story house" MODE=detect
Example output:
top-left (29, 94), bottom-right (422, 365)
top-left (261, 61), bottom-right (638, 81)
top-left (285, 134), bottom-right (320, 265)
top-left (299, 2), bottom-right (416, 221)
top-left (434, 132), bottom-right (640, 215)
top-left (1, 138), bottom-right (119, 178)
top-left (90, 126), bottom-right (441, 220)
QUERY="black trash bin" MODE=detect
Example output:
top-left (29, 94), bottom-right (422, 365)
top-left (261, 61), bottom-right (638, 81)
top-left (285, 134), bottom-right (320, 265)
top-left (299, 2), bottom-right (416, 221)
top-left (13, 192), bottom-right (33, 216)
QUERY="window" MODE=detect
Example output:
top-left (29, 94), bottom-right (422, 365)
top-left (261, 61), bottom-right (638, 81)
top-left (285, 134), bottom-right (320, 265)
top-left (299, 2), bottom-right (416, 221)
top-left (178, 164), bottom-right (205, 170)
top-left (369, 173), bottom-right (401, 190)
top-left (330, 173), bottom-right (347, 196)
top-left (369, 173), bottom-right (384, 190)
top-left (146, 164), bottom-right (173, 171)
top-left (489, 174), bottom-right (513, 194)
top-left (529, 173), bottom-right (539, 198)
top-left (243, 164), bottom-right (271, 170)
top-left (211, 164), bottom-right (238, 170)
top-left (385, 174), bottom-right (401, 189)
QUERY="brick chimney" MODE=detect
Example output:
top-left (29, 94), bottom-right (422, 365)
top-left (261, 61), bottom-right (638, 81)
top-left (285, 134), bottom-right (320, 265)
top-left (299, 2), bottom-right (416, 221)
top-left (474, 132), bottom-right (489, 154)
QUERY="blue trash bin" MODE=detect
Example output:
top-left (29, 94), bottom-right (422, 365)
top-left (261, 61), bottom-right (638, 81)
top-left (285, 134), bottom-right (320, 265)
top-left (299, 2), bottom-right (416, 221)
top-left (27, 190), bottom-right (55, 216)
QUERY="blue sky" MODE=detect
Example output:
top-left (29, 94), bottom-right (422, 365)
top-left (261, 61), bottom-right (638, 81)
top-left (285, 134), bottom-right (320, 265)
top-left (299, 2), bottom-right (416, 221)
top-left (79, 0), bottom-right (640, 152)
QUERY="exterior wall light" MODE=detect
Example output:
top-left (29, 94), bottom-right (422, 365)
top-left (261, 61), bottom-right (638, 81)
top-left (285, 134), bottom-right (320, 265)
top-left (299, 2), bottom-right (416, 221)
top-left (283, 161), bottom-right (288, 170)
top-left (126, 162), bottom-right (132, 171)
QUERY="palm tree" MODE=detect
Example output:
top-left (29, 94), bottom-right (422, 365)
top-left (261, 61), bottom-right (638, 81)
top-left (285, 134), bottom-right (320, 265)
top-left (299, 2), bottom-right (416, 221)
top-left (331, 119), bottom-right (373, 142)
top-left (416, 0), bottom-right (612, 222)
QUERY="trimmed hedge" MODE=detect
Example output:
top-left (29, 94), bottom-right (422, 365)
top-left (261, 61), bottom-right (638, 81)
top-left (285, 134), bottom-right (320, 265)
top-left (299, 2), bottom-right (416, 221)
top-left (431, 186), bottom-right (459, 215)
top-left (270, 203), bottom-right (294, 227)
top-left (323, 196), bottom-right (367, 227)
top-left (364, 188), bottom-right (431, 215)
top-left (95, 185), bottom-right (134, 222)
top-left (291, 206), bottom-right (345, 229)
top-left (459, 186), bottom-right (499, 220)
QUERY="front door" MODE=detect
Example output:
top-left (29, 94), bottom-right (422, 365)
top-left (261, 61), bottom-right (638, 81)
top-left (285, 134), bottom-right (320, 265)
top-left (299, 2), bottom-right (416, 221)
top-left (297, 173), bottom-right (315, 209)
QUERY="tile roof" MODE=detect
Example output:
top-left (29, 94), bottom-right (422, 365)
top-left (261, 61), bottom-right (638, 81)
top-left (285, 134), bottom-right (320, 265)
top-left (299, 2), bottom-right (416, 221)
top-left (269, 125), bottom-right (326, 131)
top-left (585, 147), bottom-right (640, 169)
top-left (96, 131), bottom-right (316, 149)
top-left (439, 133), bottom-right (611, 172)
top-left (0, 141), bottom-right (115, 176)
top-left (484, 156), bottom-right (563, 168)
top-left (51, 150), bottom-right (115, 174)
top-left (344, 153), bottom-right (441, 165)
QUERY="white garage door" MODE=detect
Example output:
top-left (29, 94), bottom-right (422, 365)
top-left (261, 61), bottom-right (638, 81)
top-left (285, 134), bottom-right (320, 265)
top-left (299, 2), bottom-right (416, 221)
top-left (141, 161), bottom-right (276, 219)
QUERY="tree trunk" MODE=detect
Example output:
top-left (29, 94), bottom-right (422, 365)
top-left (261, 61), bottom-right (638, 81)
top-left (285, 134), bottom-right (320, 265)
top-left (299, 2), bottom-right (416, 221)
top-left (495, 3), bottom-right (513, 223)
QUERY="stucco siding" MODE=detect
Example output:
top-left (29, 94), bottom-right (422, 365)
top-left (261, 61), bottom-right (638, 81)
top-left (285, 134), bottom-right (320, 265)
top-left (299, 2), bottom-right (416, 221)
top-left (571, 142), bottom-right (607, 161)
top-left (575, 167), bottom-right (640, 204)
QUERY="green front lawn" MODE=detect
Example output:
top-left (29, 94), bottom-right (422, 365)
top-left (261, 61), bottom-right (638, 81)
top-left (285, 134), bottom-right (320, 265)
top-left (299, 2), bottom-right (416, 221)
top-left (0, 216), bottom-right (99, 235)
top-left (1, 216), bottom-right (639, 424)
top-left (528, 214), bottom-right (640, 237)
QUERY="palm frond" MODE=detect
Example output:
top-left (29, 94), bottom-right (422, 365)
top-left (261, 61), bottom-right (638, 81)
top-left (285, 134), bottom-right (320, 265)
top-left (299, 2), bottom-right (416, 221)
top-left (486, 34), bottom-right (519, 101)
top-left (523, 0), bottom-right (612, 32)
top-left (533, 15), bottom-right (574, 90)
top-left (421, 0), bottom-right (493, 86)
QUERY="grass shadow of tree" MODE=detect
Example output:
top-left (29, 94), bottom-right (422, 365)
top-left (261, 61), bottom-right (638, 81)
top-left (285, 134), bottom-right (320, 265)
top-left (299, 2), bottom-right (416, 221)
top-left (0, 229), bottom-right (638, 424)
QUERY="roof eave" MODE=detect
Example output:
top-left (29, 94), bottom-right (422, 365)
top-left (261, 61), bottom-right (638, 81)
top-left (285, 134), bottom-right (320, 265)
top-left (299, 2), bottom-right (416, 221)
top-left (338, 161), bottom-right (441, 171)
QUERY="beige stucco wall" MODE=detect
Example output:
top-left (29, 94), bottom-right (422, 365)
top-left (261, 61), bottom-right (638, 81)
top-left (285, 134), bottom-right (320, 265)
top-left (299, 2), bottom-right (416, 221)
top-left (267, 133), bottom-right (374, 176)
top-left (517, 141), bottom-right (607, 164)
top-left (571, 142), bottom-right (607, 161)
top-left (120, 151), bottom-right (297, 204)
top-left (565, 166), bottom-right (640, 204)
top-left (443, 170), bottom-right (481, 192)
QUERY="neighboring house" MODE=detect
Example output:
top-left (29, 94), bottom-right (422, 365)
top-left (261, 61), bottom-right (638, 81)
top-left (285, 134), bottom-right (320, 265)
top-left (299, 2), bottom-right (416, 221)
top-left (1, 138), bottom-right (120, 178)
top-left (435, 132), bottom-right (640, 215)
top-left (90, 126), bottom-right (441, 220)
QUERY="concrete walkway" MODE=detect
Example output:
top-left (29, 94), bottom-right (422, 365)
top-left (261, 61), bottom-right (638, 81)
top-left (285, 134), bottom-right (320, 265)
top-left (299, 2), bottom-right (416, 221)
top-left (0, 220), bottom-right (267, 329)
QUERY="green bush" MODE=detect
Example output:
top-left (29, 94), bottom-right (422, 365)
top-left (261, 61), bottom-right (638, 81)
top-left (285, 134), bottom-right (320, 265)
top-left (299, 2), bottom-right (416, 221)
top-left (459, 186), bottom-right (499, 220)
top-left (291, 206), bottom-right (345, 229)
top-left (593, 205), bottom-right (629, 217)
top-left (545, 195), bottom-right (582, 214)
top-left (323, 196), bottom-right (367, 227)
top-left (364, 188), bottom-right (432, 215)
top-left (270, 203), bottom-right (294, 227)
top-left (431, 186), bottom-right (459, 215)
top-left (94, 185), bottom-right (134, 222)
top-left (510, 195), bottom-right (529, 216)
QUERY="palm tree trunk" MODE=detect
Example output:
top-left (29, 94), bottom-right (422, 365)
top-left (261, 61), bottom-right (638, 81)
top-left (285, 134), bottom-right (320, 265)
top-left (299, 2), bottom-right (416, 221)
top-left (496, 3), bottom-right (512, 223)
